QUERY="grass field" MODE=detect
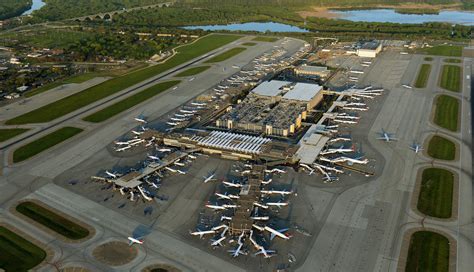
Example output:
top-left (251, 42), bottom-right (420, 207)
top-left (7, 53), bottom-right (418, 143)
top-left (6, 34), bottom-right (240, 125)
top-left (0, 226), bottom-right (46, 271)
top-left (434, 95), bottom-right (459, 131)
top-left (414, 64), bottom-right (431, 88)
top-left (439, 65), bottom-right (461, 92)
top-left (444, 58), bottom-right (462, 63)
top-left (175, 66), bottom-right (210, 77)
top-left (427, 136), bottom-right (456, 161)
top-left (0, 128), bottom-right (29, 142)
top-left (418, 168), bottom-right (454, 218)
top-left (13, 127), bottom-right (83, 163)
top-left (424, 57), bottom-right (433, 61)
top-left (16, 202), bottom-right (89, 240)
top-left (242, 42), bottom-right (257, 46)
top-left (83, 81), bottom-right (180, 123)
top-left (204, 47), bottom-right (247, 63)
top-left (419, 45), bottom-right (463, 57)
top-left (252, 36), bottom-right (279, 42)
top-left (406, 231), bottom-right (449, 272)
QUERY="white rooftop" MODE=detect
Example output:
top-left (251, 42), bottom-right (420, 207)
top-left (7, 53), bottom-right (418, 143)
top-left (297, 133), bottom-right (329, 164)
top-left (251, 80), bottom-right (291, 97)
top-left (282, 83), bottom-right (322, 102)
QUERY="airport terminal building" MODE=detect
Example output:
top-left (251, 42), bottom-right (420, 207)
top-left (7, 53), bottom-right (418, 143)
top-left (216, 80), bottom-right (323, 137)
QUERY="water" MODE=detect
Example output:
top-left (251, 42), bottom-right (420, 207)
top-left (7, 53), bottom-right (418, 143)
top-left (184, 22), bottom-right (309, 33)
top-left (22, 0), bottom-right (46, 15)
top-left (332, 9), bottom-right (474, 26)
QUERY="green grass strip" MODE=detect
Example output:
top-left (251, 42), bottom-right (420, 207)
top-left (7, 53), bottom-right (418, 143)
top-left (419, 45), bottom-right (462, 57)
top-left (25, 73), bottom-right (107, 98)
top-left (242, 42), bottom-right (257, 46)
top-left (424, 57), bottom-right (433, 61)
top-left (444, 58), bottom-right (461, 63)
top-left (0, 226), bottom-right (46, 272)
top-left (418, 168), bottom-right (454, 218)
top-left (434, 95), bottom-right (459, 131)
top-left (0, 128), bottom-right (29, 142)
top-left (175, 66), bottom-right (210, 77)
top-left (406, 231), bottom-right (449, 272)
top-left (252, 36), bottom-right (279, 42)
top-left (414, 64), bottom-right (431, 88)
top-left (205, 47), bottom-right (247, 63)
top-left (16, 202), bottom-right (89, 240)
top-left (13, 127), bottom-right (83, 163)
top-left (83, 80), bottom-right (180, 123)
top-left (427, 136), bottom-right (456, 161)
top-left (7, 34), bottom-right (241, 125)
top-left (439, 65), bottom-right (461, 92)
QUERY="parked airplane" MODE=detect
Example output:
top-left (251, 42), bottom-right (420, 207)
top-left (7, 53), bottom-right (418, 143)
top-left (255, 248), bottom-right (276, 258)
top-left (190, 229), bottom-right (215, 238)
top-left (128, 236), bottom-right (144, 245)
top-left (166, 122), bottom-right (180, 126)
top-left (134, 115), bottom-right (147, 124)
top-left (402, 84), bottom-right (413, 89)
top-left (203, 173), bottom-right (216, 183)
top-left (105, 170), bottom-right (119, 179)
top-left (157, 148), bottom-right (172, 152)
top-left (176, 169), bottom-right (186, 175)
top-left (265, 226), bottom-right (291, 240)
top-left (266, 201), bottom-right (289, 208)
top-left (409, 142), bottom-right (424, 153)
top-left (223, 181), bottom-right (242, 188)
top-left (116, 145), bottom-right (131, 152)
top-left (211, 236), bottom-right (225, 247)
top-left (376, 129), bottom-right (397, 142)
top-left (206, 204), bottom-right (226, 210)
top-left (132, 130), bottom-right (143, 136)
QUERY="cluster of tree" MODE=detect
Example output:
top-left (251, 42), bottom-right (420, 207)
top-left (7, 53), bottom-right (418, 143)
top-left (181, 0), bottom-right (458, 7)
top-left (67, 31), bottom-right (190, 61)
top-left (31, 0), bottom-right (167, 21)
top-left (0, 0), bottom-right (32, 20)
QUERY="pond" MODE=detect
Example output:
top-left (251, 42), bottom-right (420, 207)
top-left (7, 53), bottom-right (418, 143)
top-left (331, 9), bottom-right (474, 26)
top-left (184, 22), bottom-right (309, 33)
top-left (22, 0), bottom-right (46, 15)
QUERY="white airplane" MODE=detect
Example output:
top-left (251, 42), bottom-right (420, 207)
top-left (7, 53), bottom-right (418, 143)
top-left (211, 236), bottom-right (225, 247)
top-left (255, 248), bottom-right (276, 258)
top-left (350, 70), bottom-right (364, 74)
top-left (265, 168), bottom-right (286, 174)
top-left (115, 141), bottom-right (131, 146)
top-left (190, 229), bottom-right (215, 238)
top-left (402, 84), bottom-right (413, 89)
top-left (187, 154), bottom-right (197, 159)
top-left (105, 170), bottom-right (119, 179)
top-left (253, 202), bottom-right (269, 209)
top-left (116, 146), bottom-right (131, 152)
top-left (180, 109), bottom-right (197, 114)
top-left (137, 186), bottom-right (152, 201)
top-left (157, 148), bottom-right (172, 153)
top-left (409, 142), bottom-right (424, 153)
top-left (361, 63), bottom-right (370, 67)
top-left (128, 236), bottom-right (144, 245)
top-left (265, 226), bottom-right (291, 240)
top-left (261, 179), bottom-right (272, 185)
top-left (165, 167), bottom-right (177, 173)
top-left (228, 243), bottom-right (246, 257)
top-left (221, 215), bottom-right (232, 221)
top-left (251, 215), bottom-right (270, 221)
top-left (174, 161), bottom-right (186, 167)
top-left (232, 65), bottom-right (240, 69)
top-left (377, 129), bottom-right (397, 142)
top-left (206, 204), bottom-right (226, 210)
top-left (266, 201), bottom-right (289, 208)
top-left (400, 52), bottom-right (408, 55)
top-left (170, 117), bottom-right (186, 122)
top-left (191, 102), bottom-right (206, 107)
top-left (172, 86), bottom-right (178, 90)
top-left (176, 169), bottom-right (186, 175)
top-left (132, 130), bottom-right (143, 136)
top-left (134, 116), bottom-right (147, 124)
top-left (216, 192), bottom-right (239, 200)
top-left (189, 77), bottom-right (195, 81)
top-left (260, 190), bottom-right (293, 196)
top-left (320, 145), bottom-right (355, 155)
top-left (166, 122), bottom-right (179, 126)
top-left (223, 181), bottom-right (242, 188)
top-left (174, 113), bottom-right (187, 118)
top-left (203, 173), bottom-right (216, 183)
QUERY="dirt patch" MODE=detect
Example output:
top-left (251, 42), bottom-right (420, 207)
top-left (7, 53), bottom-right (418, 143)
top-left (142, 264), bottom-right (181, 272)
top-left (93, 241), bottom-right (137, 266)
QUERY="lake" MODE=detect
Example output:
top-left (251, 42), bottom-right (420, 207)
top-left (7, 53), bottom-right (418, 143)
top-left (184, 22), bottom-right (309, 33)
top-left (331, 9), bottom-right (474, 26)
top-left (22, 0), bottom-right (46, 15)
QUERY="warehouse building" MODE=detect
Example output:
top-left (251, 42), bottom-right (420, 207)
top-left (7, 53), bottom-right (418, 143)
top-left (216, 80), bottom-right (323, 137)
top-left (357, 41), bottom-right (383, 58)
top-left (294, 65), bottom-right (331, 78)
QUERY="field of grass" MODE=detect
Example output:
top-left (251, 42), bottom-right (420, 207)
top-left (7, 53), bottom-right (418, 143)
top-left (252, 36), bottom-right (279, 42)
top-left (439, 65), bottom-right (461, 92)
top-left (204, 47), bottom-right (247, 63)
top-left (427, 136), bottom-right (456, 161)
top-left (424, 57), bottom-right (433, 61)
top-left (13, 127), bottom-right (83, 163)
top-left (16, 202), bottom-right (89, 240)
top-left (0, 128), bottom-right (29, 142)
top-left (6, 34), bottom-right (240, 125)
top-left (434, 95), bottom-right (459, 131)
top-left (242, 42), bottom-right (257, 46)
top-left (83, 81), bottom-right (180, 123)
top-left (0, 226), bottom-right (46, 271)
top-left (414, 64), bottom-right (431, 88)
top-left (175, 66), bottom-right (210, 77)
top-left (419, 45), bottom-right (463, 57)
top-left (406, 231), bottom-right (449, 272)
top-left (444, 58), bottom-right (462, 63)
top-left (418, 168), bottom-right (454, 218)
